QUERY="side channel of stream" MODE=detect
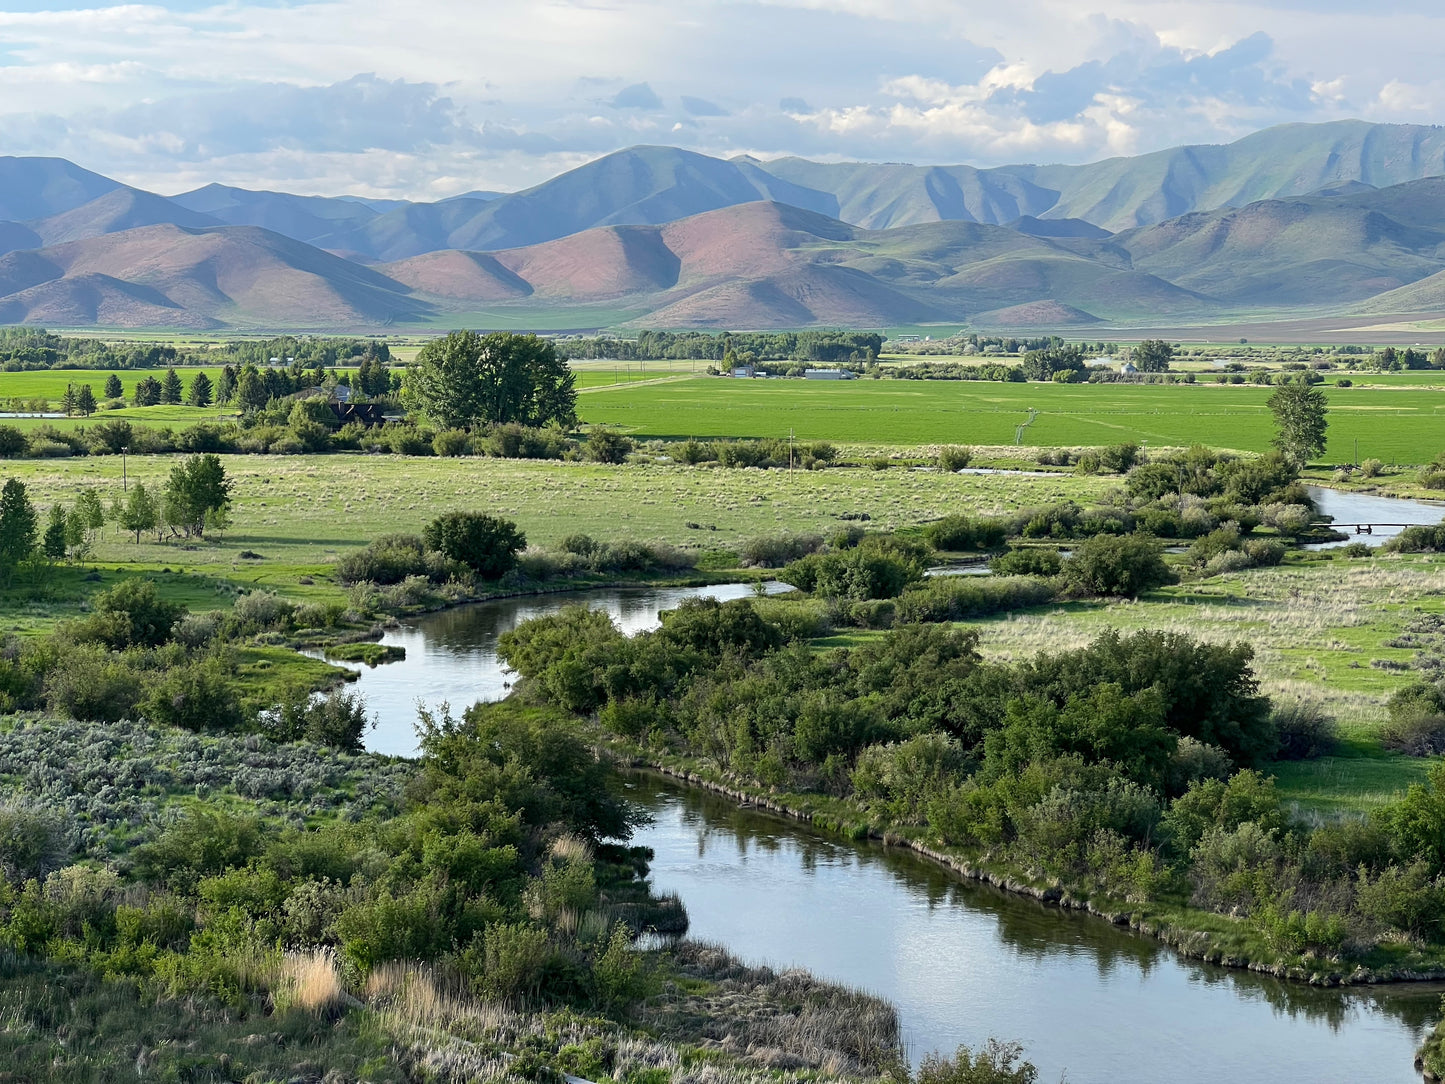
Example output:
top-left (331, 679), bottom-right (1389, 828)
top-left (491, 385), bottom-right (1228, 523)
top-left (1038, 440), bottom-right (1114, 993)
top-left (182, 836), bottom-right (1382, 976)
top-left (328, 485), bottom-right (1445, 1081)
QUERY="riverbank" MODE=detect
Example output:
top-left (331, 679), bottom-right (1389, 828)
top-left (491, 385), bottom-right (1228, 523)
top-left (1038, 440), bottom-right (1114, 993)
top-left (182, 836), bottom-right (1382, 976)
top-left (617, 754), bottom-right (1445, 988)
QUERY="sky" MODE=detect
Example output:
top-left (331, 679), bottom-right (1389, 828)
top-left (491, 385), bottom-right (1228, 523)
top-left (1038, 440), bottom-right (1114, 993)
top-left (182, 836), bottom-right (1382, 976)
top-left (0, 0), bottom-right (1441, 199)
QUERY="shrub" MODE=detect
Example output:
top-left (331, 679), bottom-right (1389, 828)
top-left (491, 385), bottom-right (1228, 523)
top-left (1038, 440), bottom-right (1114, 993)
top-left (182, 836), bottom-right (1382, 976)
top-left (853, 733), bottom-right (969, 822)
top-left (1359, 458), bottom-right (1384, 478)
top-left (263, 689), bottom-right (371, 752)
top-left (0, 427), bottom-right (27, 458)
top-left (0, 804), bottom-right (73, 884)
top-left (586, 428), bottom-right (633, 464)
top-left (1385, 524), bottom-right (1445, 553)
top-left (42, 644), bottom-right (143, 722)
top-left (231, 590), bottom-right (295, 633)
top-left (1381, 682), bottom-right (1445, 755)
top-left (894, 575), bottom-right (1057, 623)
top-left (938, 445), bottom-right (972, 472)
top-left (1063, 534), bottom-right (1174, 597)
top-left (988, 548), bottom-right (1062, 576)
top-left (738, 533), bottom-right (824, 568)
top-left (1270, 698), bottom-right (1337, 760)
top-left (780, 536), bottom-right (929, 600)
top-left (484, 422), bottom-right (573, 460)
top-left (69, 578), bottom-right (184, 649)
top-left (432, 428), bottom-right (470, 457)
top-left (143, 657), bottom-right (246, 731)
top-left (917, 1041), bottom-right (1038, 1084)
top-left (336, 533), bottom-right (457, 585)
top-left (925, 514), bottom-right (1008, 551)
top-left (423, 512), bottom-right (526, 579)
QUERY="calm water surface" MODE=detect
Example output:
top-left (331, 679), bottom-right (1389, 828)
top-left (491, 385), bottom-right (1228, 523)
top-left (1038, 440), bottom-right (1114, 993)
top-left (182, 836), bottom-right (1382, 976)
top-left (336, 498), bottom-right (1445, 1081)
top-left (631, 777), bottom-right (1441, 1083)
top-left (342, 581), bottom-right (786, 756)
top-left (1308, 486), bottom-right (1444, 549)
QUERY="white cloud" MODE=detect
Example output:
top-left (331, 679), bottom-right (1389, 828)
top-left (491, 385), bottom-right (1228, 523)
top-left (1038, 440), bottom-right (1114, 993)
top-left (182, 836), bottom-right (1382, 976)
top-left (0, 0), bottom-right (1439, 195)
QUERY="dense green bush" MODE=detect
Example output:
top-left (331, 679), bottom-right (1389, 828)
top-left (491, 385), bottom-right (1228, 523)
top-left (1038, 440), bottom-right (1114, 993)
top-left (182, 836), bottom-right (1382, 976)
top-left (737, 532), bottom-right (824, 568)
top-left (924, 514), bottom-right (1008, 551)
top-left (422, 512), bottom-right (526, 579)
top-left (335, 533), bottom-right (457, 585)
top-left (894, 575), bottom-right (1057, 623)
top-left (988, 547), bottom-right (1062, 576)
top-left (780, 536), bottom-right (930, 600)
top-left (1063, 533), bottom-right (1174, 597)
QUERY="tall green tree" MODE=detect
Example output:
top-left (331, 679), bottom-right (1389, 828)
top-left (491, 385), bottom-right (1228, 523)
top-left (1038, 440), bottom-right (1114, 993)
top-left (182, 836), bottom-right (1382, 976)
top-left (187, 372), bottom-right (214, 407)
top-left (42, 504), bottom-right (68, 560)
top-left (61, 385), bottom-right (77, 415)
top-left (75, 385), bottom-right (97, 417)
top-left (103, 373), bottom-right (123, 399)
top-left (405, 331), bottom-right (576, 430)
top-left (1268, 376), bottom-right (1329, 465)
top-left (133, 375), bottom-right (162, 407)
top-left (163, 454), bottom-right (232, 538)
top-left (160, 368), bottom-right (184, 405)
top-left (117, 482), bottom-right (159, 543)
top-left (0, 479), bottom-right (38, 572)
top-left (235, 366), bottom-right (269, 413)
top-left (1132, 340), bottom-right (1174, 372)
top-left (215, 365), bottom-right (237, 406)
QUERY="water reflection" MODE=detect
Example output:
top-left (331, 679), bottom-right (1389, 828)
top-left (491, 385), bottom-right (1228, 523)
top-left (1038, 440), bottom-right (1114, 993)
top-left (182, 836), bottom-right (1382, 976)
top-left (632, 775), bottom-right (1441, 1082)
top-left (1307, 486), bottom-right (1444, 550)
top-left (344, 581), bottom-right (788, 756)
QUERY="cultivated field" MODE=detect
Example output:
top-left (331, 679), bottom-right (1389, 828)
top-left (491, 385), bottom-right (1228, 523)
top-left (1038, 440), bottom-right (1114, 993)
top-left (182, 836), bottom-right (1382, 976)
top-left (579, 375), bottom-right (1445, 463)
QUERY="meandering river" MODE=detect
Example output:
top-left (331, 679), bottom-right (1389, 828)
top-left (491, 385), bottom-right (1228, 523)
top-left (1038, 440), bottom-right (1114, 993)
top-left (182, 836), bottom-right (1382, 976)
top-left (333, 487), bottom-right (1445, 1080)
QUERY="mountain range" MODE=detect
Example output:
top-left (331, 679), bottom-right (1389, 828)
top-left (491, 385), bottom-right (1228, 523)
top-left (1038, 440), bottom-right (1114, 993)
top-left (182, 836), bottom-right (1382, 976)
top-left (7, 119), bottom-right (1445, 329)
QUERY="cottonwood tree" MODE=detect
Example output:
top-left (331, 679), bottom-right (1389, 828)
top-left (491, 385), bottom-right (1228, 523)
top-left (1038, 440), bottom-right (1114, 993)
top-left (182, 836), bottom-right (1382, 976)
top-left (117, 482), bottom-right (159, 543)
top-left (1268, 376), bottom-right (1329, 465)
top-left (163, 454), bottom-right (233, 538)
top-left (1132, 340), bottom-right (1174, 372)
top-left (405, 331), bottom-right (576, 430)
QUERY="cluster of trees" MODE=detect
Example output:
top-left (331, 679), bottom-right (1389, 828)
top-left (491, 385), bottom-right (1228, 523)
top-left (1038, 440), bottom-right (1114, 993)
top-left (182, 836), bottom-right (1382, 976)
top-left (0, 457), bottom-right (233, 568)
top-left (0, 329), bottom-right (390, 373)
top-left (502, 599), bottom-right (1445, 963)
top-left (404, 331), bottom-right (576, 431)
top-left (1370, 346), bottom-right (1445, 371)
top-left (561, 330), bottom-right (883, 363)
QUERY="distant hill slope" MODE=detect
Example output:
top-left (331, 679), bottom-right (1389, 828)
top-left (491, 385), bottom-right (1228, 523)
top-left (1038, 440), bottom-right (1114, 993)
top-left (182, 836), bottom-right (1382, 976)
top-left (14, 154), bottom-right (1445, 329)
top-left (0, 157), bottom-right (123, 222)
top-left (0, 224), bottom-right (433, 328)
top-left (8, 120), bottom-right (1445, 262)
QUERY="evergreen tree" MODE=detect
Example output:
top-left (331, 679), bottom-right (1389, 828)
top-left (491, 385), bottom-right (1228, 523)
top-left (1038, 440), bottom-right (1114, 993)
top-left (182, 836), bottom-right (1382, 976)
top-left (133, 375), bottom-right (162, 407)
top-left (236, 367), bottom-right (269, 413)
top-left (215, 365), bottom-right (238, 406)
top-left (0, 479), bottom-right (38, 572)
top-left (61, 385), bottom-right (77, 416)
top-left (75, 384), bottom-right (97, 417)
top-left (43, 504), bottom-right (69, 560)
top-left (161, 368), bottom-right (184, 405)
top-left (104, 373), bottom-right (123, 399)
top-left (117, 482), bottom-right (159, 543)
top-left (187, 372), bottom-right (214, 407)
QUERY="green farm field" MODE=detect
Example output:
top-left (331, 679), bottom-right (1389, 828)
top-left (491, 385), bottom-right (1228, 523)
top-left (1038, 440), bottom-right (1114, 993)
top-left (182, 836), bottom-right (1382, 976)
top-left (579, 375), bottom-right (1445, 463)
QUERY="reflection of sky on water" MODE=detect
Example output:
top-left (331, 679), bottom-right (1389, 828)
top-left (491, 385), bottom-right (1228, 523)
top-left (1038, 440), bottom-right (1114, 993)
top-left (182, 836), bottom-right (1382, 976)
top-left (633, 779), bottom-right (1441, 1083)
top-left (343, 582), bottom-right (787, 756)
top-left (1307, 486), bottom-right (1444, 550)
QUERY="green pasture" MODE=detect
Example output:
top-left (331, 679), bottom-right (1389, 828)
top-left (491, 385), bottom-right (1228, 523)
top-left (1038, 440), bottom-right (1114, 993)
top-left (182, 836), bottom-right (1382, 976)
top-left (0, 367), bottom-right (235, 406)
top-left (579, 376), bottom-right (1445, 462)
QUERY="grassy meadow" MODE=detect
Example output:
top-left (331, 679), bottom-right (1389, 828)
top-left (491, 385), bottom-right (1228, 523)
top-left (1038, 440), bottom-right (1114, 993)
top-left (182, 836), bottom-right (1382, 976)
top-left (579, 375), bottom-right (1445, 463)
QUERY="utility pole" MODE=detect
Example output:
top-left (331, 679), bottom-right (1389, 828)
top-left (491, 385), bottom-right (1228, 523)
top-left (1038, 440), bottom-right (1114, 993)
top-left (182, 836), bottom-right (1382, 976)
top-left (121, 446), bottom-right (128, 491)
top-left (789, 428), bottom-right (794, 479)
